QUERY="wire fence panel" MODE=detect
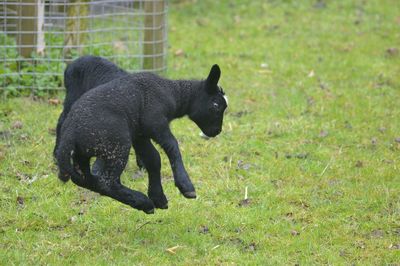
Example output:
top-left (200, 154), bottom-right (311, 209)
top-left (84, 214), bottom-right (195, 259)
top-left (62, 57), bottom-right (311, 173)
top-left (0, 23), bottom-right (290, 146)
top-left (0, 0), bottom-right (168, 96)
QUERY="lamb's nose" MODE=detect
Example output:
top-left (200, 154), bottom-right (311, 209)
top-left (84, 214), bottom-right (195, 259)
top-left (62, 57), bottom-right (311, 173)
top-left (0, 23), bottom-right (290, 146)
top-left (199, 131), bottom-right (211, 140)
top-left (210, 129), bottom-right (221, 137)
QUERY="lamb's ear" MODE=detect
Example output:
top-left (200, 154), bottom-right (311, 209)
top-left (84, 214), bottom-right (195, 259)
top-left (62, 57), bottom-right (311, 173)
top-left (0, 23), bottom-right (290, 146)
top-left (206, 64), bottom-right (221, 91)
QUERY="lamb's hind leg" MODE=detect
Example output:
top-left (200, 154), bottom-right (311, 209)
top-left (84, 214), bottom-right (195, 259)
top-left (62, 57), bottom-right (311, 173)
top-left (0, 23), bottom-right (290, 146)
top-left (98, 152), bottom-right (155, 214)
top-left (133, 138), bottom-right (168, 209)
top-left (75, 148), bottom-right (155, 214)
top-left (71, 153), bottom-right (96, 190)
top-left (99, 178), bottom-right (155, 214)
top-left (53, 110), bottom-right (66, 159)
top-left (91, 150), bottom-right (144, 176)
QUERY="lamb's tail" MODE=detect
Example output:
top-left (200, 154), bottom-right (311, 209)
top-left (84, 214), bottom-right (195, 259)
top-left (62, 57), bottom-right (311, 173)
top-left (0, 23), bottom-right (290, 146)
top-left (53, 110), bottom-right (66, 160)
top-left (55, 135), bottom-right (79, 183)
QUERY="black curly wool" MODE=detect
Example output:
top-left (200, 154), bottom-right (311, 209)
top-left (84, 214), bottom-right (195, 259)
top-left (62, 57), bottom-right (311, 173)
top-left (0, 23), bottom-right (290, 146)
top-left (54, 56), bottom-right (127, 158)
top-left (55, 59), bottom-right (227, 214)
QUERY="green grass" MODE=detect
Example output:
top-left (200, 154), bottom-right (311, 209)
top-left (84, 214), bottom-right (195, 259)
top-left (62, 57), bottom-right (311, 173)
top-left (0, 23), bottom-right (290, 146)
top-left (1, 0), bottom-right (400, 264)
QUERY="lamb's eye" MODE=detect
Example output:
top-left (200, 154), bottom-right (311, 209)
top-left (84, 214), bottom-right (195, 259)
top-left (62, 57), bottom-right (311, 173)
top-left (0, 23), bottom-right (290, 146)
top-left (213, 102), bottom-right (219, 108)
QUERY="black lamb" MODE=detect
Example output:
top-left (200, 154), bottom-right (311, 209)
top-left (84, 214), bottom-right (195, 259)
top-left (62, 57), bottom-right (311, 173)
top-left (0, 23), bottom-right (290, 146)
top-left (55, 65), bottom-right (228, 214)
top-left (54, 55), bottom-right (144, 172)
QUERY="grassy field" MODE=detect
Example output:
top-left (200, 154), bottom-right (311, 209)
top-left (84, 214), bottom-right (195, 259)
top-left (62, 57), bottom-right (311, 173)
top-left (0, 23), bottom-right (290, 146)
top-left (1, 0), bottom-right (399, 264)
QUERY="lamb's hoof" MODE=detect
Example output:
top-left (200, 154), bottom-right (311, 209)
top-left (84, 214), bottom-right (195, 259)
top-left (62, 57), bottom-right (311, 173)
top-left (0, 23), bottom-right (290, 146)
top-left (143, 208), bottom-right (155, 214)
top-left (158, 203), bottom-right (168, 209)
top-left (149, 192), bottom-right (168, 209)
top-left (176, 181), bottom-right (196, 198)
top-left (183, 191), bottom-right (197, 199)
top-left (152, 199), bottom-right (168, 209)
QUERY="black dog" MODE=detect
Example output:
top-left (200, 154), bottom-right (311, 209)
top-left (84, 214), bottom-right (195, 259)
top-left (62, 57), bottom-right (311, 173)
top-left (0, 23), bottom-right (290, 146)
top-left (55, 65), bottom-right (227, 214)
top-left (54, 56), bottom-right (144, 172)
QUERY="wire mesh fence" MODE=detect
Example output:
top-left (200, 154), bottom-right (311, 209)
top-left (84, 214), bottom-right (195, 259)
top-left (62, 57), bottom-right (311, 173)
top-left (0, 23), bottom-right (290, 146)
top-left (0, 0), bottom-right (168, 96)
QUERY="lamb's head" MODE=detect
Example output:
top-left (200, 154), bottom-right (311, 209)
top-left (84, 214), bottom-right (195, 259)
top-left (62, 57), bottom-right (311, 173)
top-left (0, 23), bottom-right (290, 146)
top-left (189, 64), bottom-right (228, 138)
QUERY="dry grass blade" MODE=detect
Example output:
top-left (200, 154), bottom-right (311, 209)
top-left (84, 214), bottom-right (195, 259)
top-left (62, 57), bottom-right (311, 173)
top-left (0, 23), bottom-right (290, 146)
top-left (166, 245), bottom-right (183, 254)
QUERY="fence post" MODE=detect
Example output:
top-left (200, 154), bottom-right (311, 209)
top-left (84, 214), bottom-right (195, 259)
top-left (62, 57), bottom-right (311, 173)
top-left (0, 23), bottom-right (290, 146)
top-left (16, 0), bottom-right (45, 57)
top-left (63, 0), bottom-right (89, 60)
top-left (143, 0), bottom-right (166, 72)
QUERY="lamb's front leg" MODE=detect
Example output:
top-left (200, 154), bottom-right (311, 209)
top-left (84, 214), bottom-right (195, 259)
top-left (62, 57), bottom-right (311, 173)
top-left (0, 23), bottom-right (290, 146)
top-left (152, 128), bottom-right (196, 198)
